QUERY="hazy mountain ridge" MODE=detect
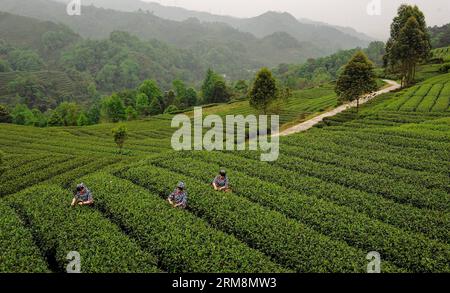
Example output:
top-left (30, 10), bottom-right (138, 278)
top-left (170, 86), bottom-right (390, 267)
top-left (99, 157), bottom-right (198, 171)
top-left (50, 0), bottom-right (372, 53)
top-left (0, 0), bottom-right (332, 67)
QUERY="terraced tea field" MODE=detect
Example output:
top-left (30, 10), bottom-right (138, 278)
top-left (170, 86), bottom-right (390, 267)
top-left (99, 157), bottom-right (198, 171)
top-left (0, 75), bottom-right (449, 273)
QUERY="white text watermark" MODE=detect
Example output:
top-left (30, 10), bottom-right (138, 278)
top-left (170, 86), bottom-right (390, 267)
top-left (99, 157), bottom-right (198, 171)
top-left (171, 107), bottom-right (279, 162)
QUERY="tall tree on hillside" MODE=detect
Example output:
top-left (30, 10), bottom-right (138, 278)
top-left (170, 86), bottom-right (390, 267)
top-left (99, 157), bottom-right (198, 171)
top-left (249, 68), bottom-right (277, 114)
top-left (209, 79), bottom-right (231, 104)
top-left (384, 5), bottom-right (431, 86)
top-left (48, 110), bottom-right (64, 127)
top-left (184, 88), bottom-right (198, 107)
top-left (101, 94), bottom-right (126, 123)
top-left (139, 80), bottom-right (162, 103)
top-left (55, 102), bottom-right (80, 126)
top-left (201, 69), bottom-right (216, 103)
top-left (365, 41), bottom-right (386, 66)
top-left (335, 51), bottom-right (377, 112)
top-left (201, 69), bottom-right (230, 104)
top-left (135, 93), bottom-right (150, 116)
top-left (77, 113), bottom-right (90, 126)
top-left (163, 90), bottom-right (176, 110)
top-left (173, 80), bottom-right (187, 102)
top-left (138, 79), bottom-right (164, 111)
top-left (392, 17), bottom-right (430, 86)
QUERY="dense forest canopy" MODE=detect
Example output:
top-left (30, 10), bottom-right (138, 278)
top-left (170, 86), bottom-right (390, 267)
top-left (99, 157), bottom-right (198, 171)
top-left (275, 41), bottom-right (386, 89)
top-left (429, 23), bottom-right (450, 48)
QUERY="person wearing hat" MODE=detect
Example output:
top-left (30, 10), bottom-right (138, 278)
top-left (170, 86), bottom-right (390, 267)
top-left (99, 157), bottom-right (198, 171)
top-left (212, 170), bottom-right (231, 192)
top-left (71, 183), bottom-right (94, 207)
top-left (168, 181), bottom-right (188, 209)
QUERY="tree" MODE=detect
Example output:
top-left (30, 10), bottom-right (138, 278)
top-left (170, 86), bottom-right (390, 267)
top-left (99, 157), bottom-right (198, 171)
top-left (48, 110), bottom-right (64, 127)
top-left (101, 94), bottom-right (126, 123)
top-left (384, 5), bottom-right (430, 86)
top-left (8, 49), bottom-right (45, 71)
top-left (138, 79), bottom-right (164, 112)
top-left (0, 105), bottom-right (12, 123)
top-left (117, 89), bottom-right (137, 107)
top-left (112, 125), bottom-right (128, 153)
top-left (56, 102), bottom-right (80, 126)
top-left (184, 88), bottom-right (198, 108)
top-left (138, 80), bottom-right (162, 102)
top-left (163, 90), bottom-right (176, 110)
top-left (366, 41), bottom-right (386, 66)
top-left (249, 68), bottom-right (277, 114)
top-left (125, 106), bottom-right (138, 121)
top-left (87, 82), bottom-right (100, 100)
top-left (335, 51), bottom-right (377, 112)
top-left (173, 79), bottom-right (187, 102)
top-left (135, 93), bottom-right (150, 116)
top-left (201, 69), bottom-right (219, 103)
top-left (77, 113), bottom-right (89, 126)
top-left (234, 80), bottom-right (249, 96)
top-left (87, 103), bottom-right (101, 125)
top-left (7, 75), bottom-right (46, 110)
top-left (209, 79), bottom-right (231, 104)
top-left (11, 104), bottom-right (35, 126)
top-left (32, 108), bottom-right (47, 127)
top-left (148, 97), bottom-right (163, 116)
top-left (118, 58), bottom-right (140, 89)
top-left (96, 64), bottom-right (118, 92)
top-left (392, 17), bottom-right (430, 86)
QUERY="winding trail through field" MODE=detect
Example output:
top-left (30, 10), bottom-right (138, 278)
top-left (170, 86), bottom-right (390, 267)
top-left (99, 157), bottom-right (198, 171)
top-left (276, 79), bottom-right (401, 137)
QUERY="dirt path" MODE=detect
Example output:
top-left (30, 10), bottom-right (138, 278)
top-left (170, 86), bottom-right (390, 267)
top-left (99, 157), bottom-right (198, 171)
top-left (276, 80), bottom-right (401, 137)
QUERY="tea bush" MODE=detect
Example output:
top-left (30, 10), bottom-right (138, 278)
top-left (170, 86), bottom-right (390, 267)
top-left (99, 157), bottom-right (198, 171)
top-left (6, 185), bottom-right (160, 273)
top-left (118, 165), bottom-right (402, 273)
top-left (80, 172), bottom-right (286, 273)
top-left (0, 200), bottom-right (50, 272)
top-left (151, 156), bottom-right (449, 272)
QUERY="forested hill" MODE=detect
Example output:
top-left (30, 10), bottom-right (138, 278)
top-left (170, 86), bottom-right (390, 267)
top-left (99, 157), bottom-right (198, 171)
top-left (51, 0), bottom-right (374, 49)
top-left (0, 0), bottom-right (369, 66)
top-left (0, 12), bottom-right (210, 109)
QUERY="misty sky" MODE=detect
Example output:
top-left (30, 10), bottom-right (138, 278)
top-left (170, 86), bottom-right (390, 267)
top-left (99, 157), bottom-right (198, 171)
top-left (145, 0), bottom-right (450, 39)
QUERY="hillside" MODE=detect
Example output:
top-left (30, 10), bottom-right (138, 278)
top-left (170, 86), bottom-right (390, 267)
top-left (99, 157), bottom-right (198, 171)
top-left (429, 23), bottom-right (450, 48)
top-left (185, 83), bottom-right (338, 130)
top-left (0, 0), bottom-right (368, 66)
top-left (0, 11), bottom-right (79, 53)
top-left (52, 0), bottom-right (374, 48)
top-left (1, 70), bottom-right (449, 272)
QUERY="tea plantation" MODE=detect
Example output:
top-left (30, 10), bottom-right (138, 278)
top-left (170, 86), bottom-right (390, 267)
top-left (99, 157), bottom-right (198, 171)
top-left (0, 75), bottom-right (449, 273)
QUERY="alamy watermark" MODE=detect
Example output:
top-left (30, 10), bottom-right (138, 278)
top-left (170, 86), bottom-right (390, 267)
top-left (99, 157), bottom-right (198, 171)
top-left (367, 251), bottom-right (381, 273)
top-left (66, 251), bottom-right (81, 273)
top-left (66, 0), bottom-right (81, 16)
top-left (171, 107), bottom-right (279, 162)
